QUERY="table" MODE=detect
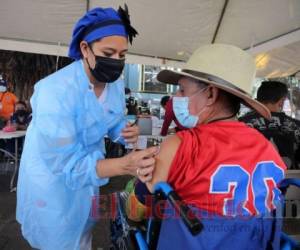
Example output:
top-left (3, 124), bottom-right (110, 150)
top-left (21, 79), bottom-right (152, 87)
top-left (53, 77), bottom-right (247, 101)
top-left (0, 130), bottom-right (26, 191)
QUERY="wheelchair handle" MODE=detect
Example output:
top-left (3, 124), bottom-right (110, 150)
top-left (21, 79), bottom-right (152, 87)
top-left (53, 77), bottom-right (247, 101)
top-left (168, 191), bottom-right (203, 235)
top-left (279, 178), bottom-right (300, 195)
top-left (279, 178), bottom-right (300, 189)
top-left (154, 182), bottom-right (203, 236)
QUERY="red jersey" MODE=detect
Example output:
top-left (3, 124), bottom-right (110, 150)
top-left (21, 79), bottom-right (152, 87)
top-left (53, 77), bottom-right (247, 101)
top-left (167, 121), bottom-right (286, 216)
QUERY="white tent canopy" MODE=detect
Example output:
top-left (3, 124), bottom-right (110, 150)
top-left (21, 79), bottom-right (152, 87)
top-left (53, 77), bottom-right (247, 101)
top-left (0, 0), bottom-right (300, 77)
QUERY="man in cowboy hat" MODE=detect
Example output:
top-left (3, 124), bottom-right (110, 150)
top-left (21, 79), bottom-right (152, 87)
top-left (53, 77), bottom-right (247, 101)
top-left (126, 44), bottom-right (286, 249)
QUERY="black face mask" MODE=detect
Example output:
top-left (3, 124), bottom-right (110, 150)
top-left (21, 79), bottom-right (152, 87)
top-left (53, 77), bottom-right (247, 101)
top-left (16, 110), bottom-right (27, 116)
top-left (87, 49), bottom-right (125, 83)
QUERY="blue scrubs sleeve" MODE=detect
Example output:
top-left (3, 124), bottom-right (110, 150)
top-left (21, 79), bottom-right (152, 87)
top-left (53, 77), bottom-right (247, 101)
top-left (106, 79), bottom-right (127, 145)
top-left (107, 118), bottom-right (127, 144)
top-left (32, 82), bottom-right (108, 190)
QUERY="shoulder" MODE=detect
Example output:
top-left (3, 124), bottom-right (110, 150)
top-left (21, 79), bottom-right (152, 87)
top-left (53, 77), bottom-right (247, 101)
top-left (146, 135), bottom-right (182, 192)
top-left (282, 113), bottom-right (300, 126)
top-left (34, 61), bottom-right (84, 100)
top-left (36, 61), bottom-right (79, 92)
top-left (160, 134), bottom-right (182, 154)
top-left (32, 62), bottom-right (83, 114)
top-left (239, 111), bottom-right (260, 122)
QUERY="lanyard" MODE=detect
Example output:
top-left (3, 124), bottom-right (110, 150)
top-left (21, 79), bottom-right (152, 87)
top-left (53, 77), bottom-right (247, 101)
top-left (207, 113), bottom-right (236, 124)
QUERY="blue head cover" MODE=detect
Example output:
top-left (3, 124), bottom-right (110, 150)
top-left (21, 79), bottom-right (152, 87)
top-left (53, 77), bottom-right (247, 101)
top-left (68, 6), bottom-right (138, 60)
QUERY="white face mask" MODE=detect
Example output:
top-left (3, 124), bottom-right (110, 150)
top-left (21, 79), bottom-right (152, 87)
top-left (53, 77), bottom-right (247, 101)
top-left (0, 86), bottom-right (7, 92)
top-left (173, 87), bottom-right (207, 128)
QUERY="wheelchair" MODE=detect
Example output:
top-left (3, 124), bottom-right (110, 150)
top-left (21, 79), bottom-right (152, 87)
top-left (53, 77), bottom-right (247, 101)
top-left (110, 179), bottom-right (300, 250)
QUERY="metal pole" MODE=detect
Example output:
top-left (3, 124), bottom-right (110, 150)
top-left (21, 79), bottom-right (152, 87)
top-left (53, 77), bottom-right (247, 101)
top-left (86, 0), bottom-right (90, 12)
top-left (10, 137), bottom-right (18, 191)
top-left (212, 0), bottom-right (229, 44)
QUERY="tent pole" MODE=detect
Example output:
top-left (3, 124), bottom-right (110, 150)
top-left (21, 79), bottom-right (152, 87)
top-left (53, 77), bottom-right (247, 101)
top-left (212, 0), bottom-right (229, 44)
top-left (86, 0), bottom-right (90, 12)
top-left (244, 27), bottom-right (300, 50)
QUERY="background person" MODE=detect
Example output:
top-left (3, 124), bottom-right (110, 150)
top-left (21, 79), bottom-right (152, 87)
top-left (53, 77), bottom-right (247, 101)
top-left (240, 81), bottom-right (300, 169)
top-left (11, 101), bottom-right (31, 130)
top-left (0, 75), bottom-right (18, 122)
top-left (3, 101), bottom-right (31, 156)
top-left (160, 93), bottom-right (185, 136)
top-left (125, 87), bottom-right (138, 115)
top-left (160, 95), bottom-right (170, 110)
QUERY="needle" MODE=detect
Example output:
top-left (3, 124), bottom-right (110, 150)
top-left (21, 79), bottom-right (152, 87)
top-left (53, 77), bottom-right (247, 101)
top-left (130, 119), bottom-right (138, 127)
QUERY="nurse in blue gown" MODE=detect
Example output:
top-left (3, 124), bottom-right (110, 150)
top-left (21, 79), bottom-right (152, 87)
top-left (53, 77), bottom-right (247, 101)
top-left (16, 6), bottom-right (157, 250)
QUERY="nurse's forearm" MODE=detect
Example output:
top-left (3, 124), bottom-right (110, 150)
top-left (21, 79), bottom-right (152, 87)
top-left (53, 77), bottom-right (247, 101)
top-left (96, 157), bottom-right (128, 178)
top-left (96, 147), bottom-right (158, 180)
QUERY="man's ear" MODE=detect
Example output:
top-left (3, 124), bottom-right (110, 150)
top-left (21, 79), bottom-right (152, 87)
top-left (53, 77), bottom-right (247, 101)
top-left (206, 86), bottom-right (219, 106)
top-left (79, 41), bottom-right (89, 59)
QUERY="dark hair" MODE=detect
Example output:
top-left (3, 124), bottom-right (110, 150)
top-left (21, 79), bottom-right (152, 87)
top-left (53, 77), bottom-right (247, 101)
top-left (257, 81), bottom-right (288, 104)
top-left (195, 80), bottom-right (241, 116)
top-left (219, 90), bottom-right (241, 116)
top-left (125, 87), bottom-right (131, 95)
top-left (160, 96), bottom-right (170, 107)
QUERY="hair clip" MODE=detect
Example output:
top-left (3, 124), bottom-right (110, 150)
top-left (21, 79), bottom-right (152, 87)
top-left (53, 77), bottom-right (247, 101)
top-left (118, 4), bottom-right (138, 44)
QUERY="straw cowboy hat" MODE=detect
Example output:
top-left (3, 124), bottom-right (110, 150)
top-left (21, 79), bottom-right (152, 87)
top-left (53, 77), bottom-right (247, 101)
top-left (157, 43), bottom-right (271, 119)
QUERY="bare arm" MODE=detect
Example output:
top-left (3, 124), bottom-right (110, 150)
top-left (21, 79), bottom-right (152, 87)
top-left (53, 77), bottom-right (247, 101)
top-left (146, 135), bottom-right (182, 192)
top-left (126, 135), bottom-right (181, 221)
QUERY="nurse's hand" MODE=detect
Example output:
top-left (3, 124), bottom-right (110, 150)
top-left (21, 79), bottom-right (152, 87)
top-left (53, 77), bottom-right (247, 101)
top-left (121, 123), bottom-right (139, 144)
top-left (123, 146), bottom-right (158, 182)
top-left (96, 146), bottom-right (158, 182)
